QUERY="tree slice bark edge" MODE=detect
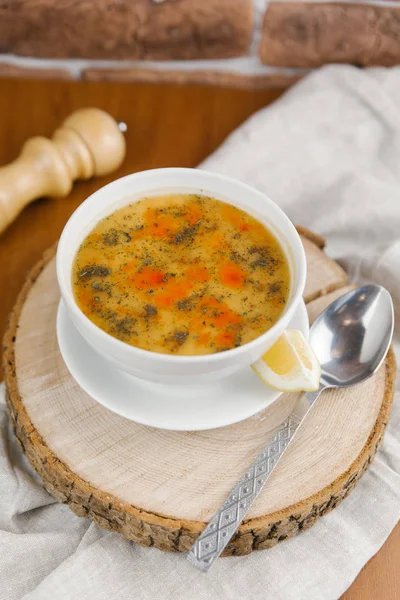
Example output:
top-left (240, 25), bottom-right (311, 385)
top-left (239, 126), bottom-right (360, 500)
top-left (3, 235), bottom-right (396, 556)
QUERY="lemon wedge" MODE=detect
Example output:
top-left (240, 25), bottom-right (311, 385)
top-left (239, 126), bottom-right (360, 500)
top-left (251, 330), bottom-right (321, 392)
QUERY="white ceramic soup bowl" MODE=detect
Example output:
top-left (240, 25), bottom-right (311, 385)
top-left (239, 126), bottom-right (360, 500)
top-left (57, 168), bottom-right (306, 385)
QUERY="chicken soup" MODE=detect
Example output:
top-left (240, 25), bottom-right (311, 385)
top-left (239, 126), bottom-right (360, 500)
top-left (73, 194), bottom-right (290, 355)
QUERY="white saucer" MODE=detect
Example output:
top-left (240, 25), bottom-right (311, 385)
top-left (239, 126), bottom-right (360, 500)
top-left (57, 301), bottom-right (309, 431)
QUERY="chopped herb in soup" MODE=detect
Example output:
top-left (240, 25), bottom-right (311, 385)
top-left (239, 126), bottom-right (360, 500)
top-left (73, 194), bottom-right (290, 355)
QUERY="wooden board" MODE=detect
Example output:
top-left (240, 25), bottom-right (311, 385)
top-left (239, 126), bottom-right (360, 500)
top-left (3, 229), bottom-right (396, 556)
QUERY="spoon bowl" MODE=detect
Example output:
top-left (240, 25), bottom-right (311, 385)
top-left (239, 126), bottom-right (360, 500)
top-left (310, 284), bottom-right (394, 388)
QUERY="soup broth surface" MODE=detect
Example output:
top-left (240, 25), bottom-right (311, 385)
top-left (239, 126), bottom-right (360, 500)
top-left (73, 194), bottom-right (290, 355)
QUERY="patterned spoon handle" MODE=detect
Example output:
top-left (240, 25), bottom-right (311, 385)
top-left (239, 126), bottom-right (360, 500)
top-left (186, 386), bottom-right (324, 571)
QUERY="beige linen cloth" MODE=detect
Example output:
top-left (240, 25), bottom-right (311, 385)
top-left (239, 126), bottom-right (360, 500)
top-left (1, 65), bottom-right (400, 600)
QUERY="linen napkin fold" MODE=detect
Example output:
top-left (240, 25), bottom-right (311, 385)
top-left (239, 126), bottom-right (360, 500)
top-left (1, 64), bottom-right (399, 600)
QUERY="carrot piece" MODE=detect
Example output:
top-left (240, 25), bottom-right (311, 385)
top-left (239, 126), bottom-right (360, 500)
top-left (77, 288), bottom-right (95, 311)
top-left (212, 310), bottom-right (242, 328)
top-left (186, 266), bottom-right (210, 283)
top-left (144, 207), bottom-right (177, 238)
top-left (200, 297), bottom-right (221, 310)
top-left (219, 262), bottom-right (246, 288)
top-left (216, 331), bottom-right (235, 347)
top-left (151, 216), bottom-right (176, 238)
top-left (185, 203), bottom-right (202, 225)
top-left (129, 267), bottom-right (165, 291)
top-left (155, 294), bottom-right (175, 309)
top-left (197, 332), bottom-right (211, 345)
top-left (198, 297), bottom-right (243, 329)
top-left (155, 280), bottom-right (193, 308)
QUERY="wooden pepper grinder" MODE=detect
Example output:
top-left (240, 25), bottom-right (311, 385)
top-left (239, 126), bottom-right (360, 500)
top-left (0, 108), bottom-right (127, 234)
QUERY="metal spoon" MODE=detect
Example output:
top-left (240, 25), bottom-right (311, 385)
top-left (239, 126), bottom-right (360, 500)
top-left (187, 284), bottom-right (394, 571)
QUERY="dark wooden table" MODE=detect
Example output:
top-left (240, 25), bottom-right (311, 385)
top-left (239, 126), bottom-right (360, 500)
top-left (0, 77), bottom-right (398, 599)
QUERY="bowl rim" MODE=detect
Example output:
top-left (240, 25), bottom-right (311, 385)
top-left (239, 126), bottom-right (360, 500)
top-left (56, 167), bottom-right (307, 364)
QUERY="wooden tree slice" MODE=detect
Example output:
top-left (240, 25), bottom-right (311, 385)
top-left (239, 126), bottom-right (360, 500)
top-left (3, 229), bottom-right (396, 556)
